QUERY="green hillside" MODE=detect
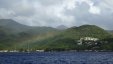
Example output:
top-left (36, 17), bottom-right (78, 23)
top-left (65, 25), bottom-right (112, 40)
top-left (0, 19), bottom-right (58, 34)
top-left (0, 19), bottom-right (113, 51)
top-left (24, 25), bottom-right (113, 51)
top-left (0, 19), bottom-right (59, 50)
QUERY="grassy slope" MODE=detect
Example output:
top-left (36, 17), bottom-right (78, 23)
top-left (26, 25), bottom-right (113, 50)
top-left (0, 19), bottom-right (59, 50)
top-left (0, 24), bottom-right (113, 50)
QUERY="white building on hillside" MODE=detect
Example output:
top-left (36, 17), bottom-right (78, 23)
top-left (83, 37), bottom-right (99, 41)
top-left (77, 37), bottom-right (99, 45)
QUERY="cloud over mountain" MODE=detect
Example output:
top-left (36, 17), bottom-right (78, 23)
top-left (0, 0), bottom-right (113, 29)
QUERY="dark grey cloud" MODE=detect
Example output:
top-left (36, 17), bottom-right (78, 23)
top-left (0, 0), bottom-right (113, 30)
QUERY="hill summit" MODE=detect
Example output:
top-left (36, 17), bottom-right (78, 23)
top-left (28, 25), bottom-right (113, 51)
top-left (0, 19), bottom-right (113, 51)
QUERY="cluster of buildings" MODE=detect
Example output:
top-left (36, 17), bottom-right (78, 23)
top-left (77, 37), bottom-right (99, 45)
top-left (0, 50), bottom-right (44, 52)
top-left (0, 50), bottom-right (19, 52)
top-left (0, 37), bottom-right (102, 52)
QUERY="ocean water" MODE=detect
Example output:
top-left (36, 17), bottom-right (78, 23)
top-left (0, 52), bottom-right (113, 64)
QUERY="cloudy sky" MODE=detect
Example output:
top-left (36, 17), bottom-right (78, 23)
top-left (0, 0), bottom-right (113, 30)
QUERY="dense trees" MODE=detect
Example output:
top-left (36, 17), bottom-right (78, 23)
top-left (0, 24), bottom-right (113, 51)
top-left (28, 25), bottom-right (113, 51)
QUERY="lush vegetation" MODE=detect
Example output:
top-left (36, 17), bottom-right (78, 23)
top-left (0, 19), bottom-right (113, 51)
top-left (29, 25), bottom-right (113, 51)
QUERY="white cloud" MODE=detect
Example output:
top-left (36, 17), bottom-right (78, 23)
top-left (0, 8), bottom-right (15, 19)
top-left (82, 0), bottom-right (101, 14)
top-left (0, 0), bottom-right (113, 29)
top-left (64, 0), bottom-right (77, 10)
top-left (89, 6), bottom-right (101, 14)
top-left (97, 0), bottom-right (113, 14)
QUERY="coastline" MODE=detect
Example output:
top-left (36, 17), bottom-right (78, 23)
top-left (0, 49), bottom-right (113, 53)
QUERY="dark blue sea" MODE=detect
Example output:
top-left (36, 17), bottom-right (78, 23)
top-left (0, 52), bottom-right (113, 64)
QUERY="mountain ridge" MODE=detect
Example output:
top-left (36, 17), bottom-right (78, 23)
top-left (0, 19), bottom-right (113, 51)
top-left (56, 25), bottom-right (68, 30)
